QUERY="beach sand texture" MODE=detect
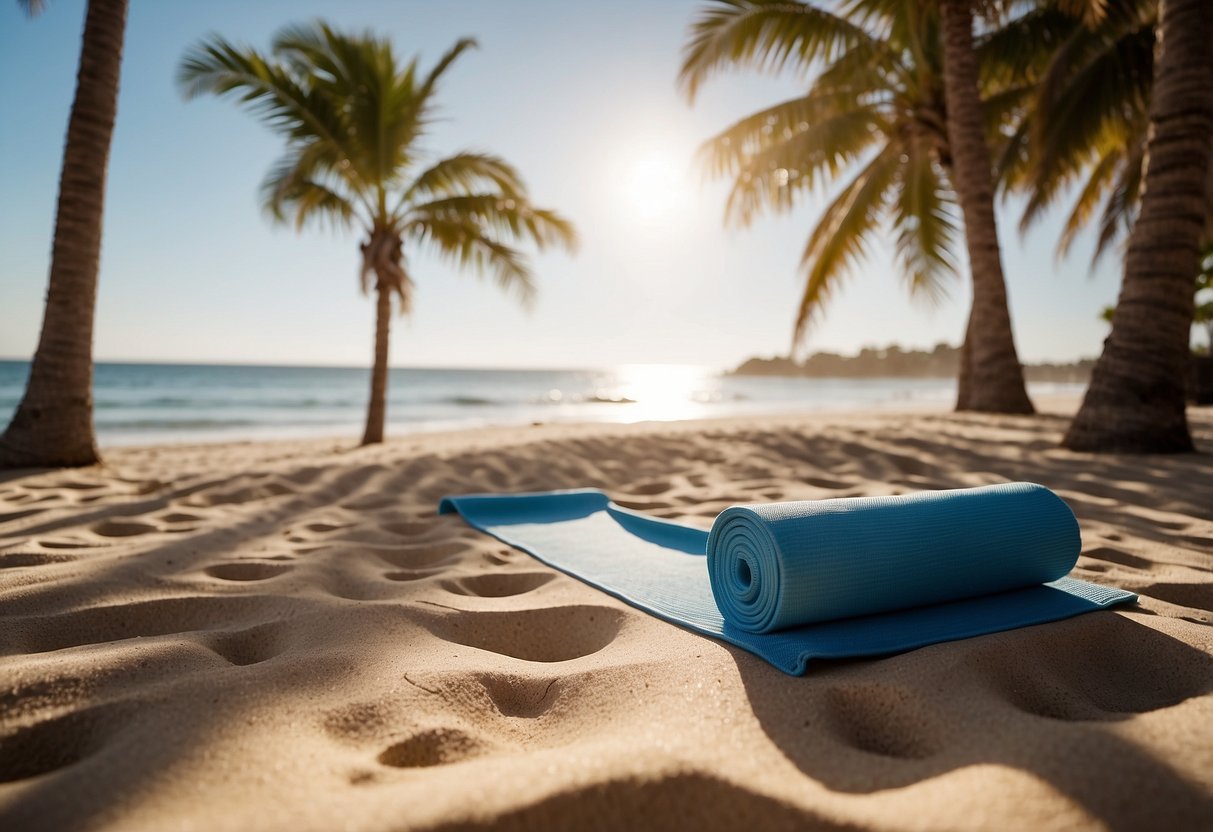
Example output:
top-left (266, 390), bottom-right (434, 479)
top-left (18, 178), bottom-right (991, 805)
top-left (1, 409), bottom-right (1211, 830)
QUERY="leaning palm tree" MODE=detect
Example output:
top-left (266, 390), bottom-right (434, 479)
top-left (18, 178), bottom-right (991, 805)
top-left (179, 23), bottom-right (576, 445)
top-left (1063, 0), bottom-right (1213, 451)
top-left (0, 0), bottom-right (128, 468)
top-left (679, 0), bottom-right (1033, 412)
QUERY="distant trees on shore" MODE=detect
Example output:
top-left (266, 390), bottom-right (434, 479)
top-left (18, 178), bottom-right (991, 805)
top-left (732, 345), bottom-right (1095, 384)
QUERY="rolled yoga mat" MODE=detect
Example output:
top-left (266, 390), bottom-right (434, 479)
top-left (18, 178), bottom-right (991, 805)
top-left (439, 483), bottom-right (1137, 675)
top-left (708, 483), bottom-right (1083, 633)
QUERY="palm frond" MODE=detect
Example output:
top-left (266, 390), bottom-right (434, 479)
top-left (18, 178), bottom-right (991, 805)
top-left (400, 152), bottom-right (527, 206)
top-left (408, 194), bottom-right (577, 252)
top-left (1056, 143), bottom-right (1122, 257)
top-left (404, 216), bottom-right (536, 304)
top-left (177, 34), bottom-right (368, 194)
top-left (718, 105), bottom-right (886, 227)
top-left (272, 21), bottom-right (417, 188)
top-left (259, 149), bottom-right (358, 232)
top-left (678, 0), bottom-right (880, 101)
top-left (697, 88), bottom-right (878, 179)
top-left (892, 144), bottom-right (959, 303)
top-left (976, 6), bottom-right (1073, 89)
top-left (416, 37), bottom-right (478, 102)
top-left (1093, 140), bottom-right (1144, 262)
top-left (1008, 2), bottom-right (1154, 237)
top-left (793, 145), bottom-right (901, 346)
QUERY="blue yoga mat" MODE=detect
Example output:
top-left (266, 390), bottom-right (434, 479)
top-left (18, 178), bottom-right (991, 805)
top-left (439, 483), bottom-right (1137, 674)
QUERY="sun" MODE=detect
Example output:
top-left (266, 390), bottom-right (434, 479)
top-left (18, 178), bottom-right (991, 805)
top-left (618, 147), bottom-right (690, 224)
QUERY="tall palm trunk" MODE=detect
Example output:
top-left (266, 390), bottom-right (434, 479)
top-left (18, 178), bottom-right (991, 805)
top-left (1064, 0), bottom-right (1213, 452)
top-left (361, 282), bottom-right (392, 445)
top-left (938, 0), bottom-right (1034, 415)
top-left (0, 0), bottom-right (128, 468)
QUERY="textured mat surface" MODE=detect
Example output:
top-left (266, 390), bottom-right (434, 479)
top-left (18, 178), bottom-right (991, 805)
top-left (439, 485), bottom-right (1137, 674)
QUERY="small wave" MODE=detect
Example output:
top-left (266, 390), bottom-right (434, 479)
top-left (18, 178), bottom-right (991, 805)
top-left (441, 395), bottom-right (498, 406)
top-left (99, 418), bottom-right (261, 430)
top-left (529, 391), bottom-right (638, 405)
top-left (583, 394), bottom-right (637, 405)
top-left (96, 396), bottom-right (194, 409)
top-left (97, 396), bottom-right (363, 410)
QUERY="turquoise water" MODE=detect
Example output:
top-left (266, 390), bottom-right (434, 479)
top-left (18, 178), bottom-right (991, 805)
top-left (0, 361), bottom-right (1083, 447)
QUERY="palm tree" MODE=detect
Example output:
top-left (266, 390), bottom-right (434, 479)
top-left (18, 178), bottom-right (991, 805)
top-left (178, 23), bottom-right (576, 445)
top-left (937, 0), bottom-right (1034, 413)
top-left (679, 0), bottom-right (1033, 413)
top-left (0, 0), bottom-right (128, 468)
top-left (1062, 0), bottom-right (1213, 452)
top-left (1102, 263), bottom-right (1213, 353)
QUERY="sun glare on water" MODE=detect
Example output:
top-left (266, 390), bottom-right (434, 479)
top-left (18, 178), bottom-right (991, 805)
top-left (611, 364), bottom-right (717, 421)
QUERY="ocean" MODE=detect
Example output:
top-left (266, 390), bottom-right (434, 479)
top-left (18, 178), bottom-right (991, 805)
top-left (0, 361), bottom-right (1084, 447)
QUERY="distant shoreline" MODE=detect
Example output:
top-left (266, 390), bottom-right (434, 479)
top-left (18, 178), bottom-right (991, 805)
top-left (730, 344), bottom-right (1095, 384)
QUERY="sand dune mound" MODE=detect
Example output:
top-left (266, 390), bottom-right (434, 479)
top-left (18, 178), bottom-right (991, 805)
top-left (1, 409), bottom-right (1211, 830)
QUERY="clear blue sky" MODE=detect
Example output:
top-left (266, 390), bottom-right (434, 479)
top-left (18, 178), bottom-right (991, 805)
top-left (0, 0), bottom-right (1125, 370)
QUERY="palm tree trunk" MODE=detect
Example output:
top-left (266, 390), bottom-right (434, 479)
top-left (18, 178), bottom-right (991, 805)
top-left (361, 282), bottom-right (392, 445)
top-left (939, 0), bottom-right (1034, 415)
top-left (0, 0), bottom-right (128, 468)
top-left (1063, 0), bottom-right (1213, 452)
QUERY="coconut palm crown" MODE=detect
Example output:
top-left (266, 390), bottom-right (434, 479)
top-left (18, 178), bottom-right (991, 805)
top-left (680, 1), bottom-right (962, 345)
top-left (178, 22), bottom-right (577, 444)
top-left (680, 2), bottom-right (1034, 361)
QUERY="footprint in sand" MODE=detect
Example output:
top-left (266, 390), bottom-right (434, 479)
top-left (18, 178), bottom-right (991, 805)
top-left (306, 521), bottom-right (351, 533)
top-left (472, 673), bottom-right (562, 718)
top-left (206, 621), bottom-right (287, 666)
top-left (422, 605), bottom-right (625, 663)
top-left (0, 508), bottom-right (48, 524)
top-left (1144, 582), bottom-right (1213, 612)
top-left (612, 498), bottom-right (675, 511)
top-left (383, 567), bottom-right (447, 582)
top-left (0, 702), bottom-right (132, 783)
top-left (973, 617), bottom-right (1212, 721)
top-left (381, 520), bottom-right (434, 538)
top-left (628, 480), bottom-right (672, 496)
top-left (803, 476), bottom-right (854, 490)
top-left (91, 519), bottom-right (159, 538)
top-left (482, 550), bottom-right (516, 566)
top-left (1082, 545), bottom-right (1152, 571)
top-left (158, 511), bottom-right (203, 523)
top-left (376, 540), bottom-right (473, 569)
top-left (439, 572), bottom-right (556, 598)
top-left (204, 562), bottom-right (294, 582)
top-left (377, 727), bottom-right (487, 768)
top-left (5, 595), bottom-right (277, 655)
top-left (0, 551), bottom-right (75, 569)
top-left (37, 538), bottom-right (109, 550)
top-left (187, 479), bottom-right (294, 507)
top-left (822, 683), bottom-right (942, 760)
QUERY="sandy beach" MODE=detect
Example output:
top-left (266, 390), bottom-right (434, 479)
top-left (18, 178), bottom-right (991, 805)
top-left (1, 405), bottom-right (1211, 830)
